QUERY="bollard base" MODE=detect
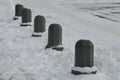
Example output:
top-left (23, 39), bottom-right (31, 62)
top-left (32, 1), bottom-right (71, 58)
top-left (71, 70), bottom-right (97, 75)
top-left (32, 32), bottom-right (42, 37)
top-left (13, 16), bottom-right (19, 20)
top-left (52, 46), bottom-right (64, 51)
top-left (45, 45), bottom-right (50, 49)
top-left (71, 66), bottom-right (97, 75)
top-left (45, 45), bottom-right (64, 51)
top-left (21, 22), bottom-right (31, 26)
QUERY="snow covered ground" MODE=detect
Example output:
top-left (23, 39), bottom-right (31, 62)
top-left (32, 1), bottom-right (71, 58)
top-left (0, 0), bottom-right (120, 80)
top-left (0, 0), bottom-right (14, 21)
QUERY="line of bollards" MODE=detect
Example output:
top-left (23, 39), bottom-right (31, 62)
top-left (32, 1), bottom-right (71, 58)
top-left (13, 4), bottom-right (32, 26)
top-left (13, 4), bottom-right (97, 75)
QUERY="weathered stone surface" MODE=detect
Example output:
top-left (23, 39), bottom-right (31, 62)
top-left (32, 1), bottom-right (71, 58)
top-left (75, 40), bottom-right (94, 67)
top-left (21, 8), bottom-right (32, 26)
top-left (71, 40), bottom-right (97, 75)
top-left (34, 15), bottom-right (46, 32)
top-left (45, 24), bottom-right (63, 51)
top-left (32, 15), bottom-right (46, 37)
top-left (14, 4), bottom-right (24, 20)
top-left (15, 4), bottom-right (23, 16)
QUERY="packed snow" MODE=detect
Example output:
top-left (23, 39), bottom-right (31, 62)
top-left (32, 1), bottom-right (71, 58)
top-left (0, 0), bottom-right (14, 21)
top-left (0, 0), bottom-right (120, 80)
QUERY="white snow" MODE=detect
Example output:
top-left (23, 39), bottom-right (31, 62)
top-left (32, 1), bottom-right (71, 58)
top-left (0, 0), bottom-right (15, 22)
top-left (0, 0), bottom-right (120, 80)
top-left (72, 66), bottom-right (97, 73)
top-left (21, 22), bottom-right (32, 25)
top-left (32, 32), bottom-right (42, 36)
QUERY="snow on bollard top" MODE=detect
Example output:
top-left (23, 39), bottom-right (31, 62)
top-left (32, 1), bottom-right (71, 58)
top-left (0, 0), bottom-right (15, 22)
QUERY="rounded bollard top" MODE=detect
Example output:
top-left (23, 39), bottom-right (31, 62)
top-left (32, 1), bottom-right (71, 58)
top-left (35, 15), bottom-right (45, 19)
top-left (16, 4), bottom-right (23, 7)
top-left (21, 8), bottom-right (32, 24)
top-left (34, 15), bottom-right (45, 22)
top-left (22, 8), bottom-right (31, 12)
top-left (33, 15), bottom-right (46, 33)
top-left (22, 8), bottom-right (31, 17)
top-left (49, 23), bottom-right (62, 30)
top-left (75, 39), bottom-right (94, 48)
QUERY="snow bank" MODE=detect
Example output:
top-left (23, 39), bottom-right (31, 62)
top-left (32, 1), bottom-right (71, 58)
top-left (0, 0), bottom-right (15, 22)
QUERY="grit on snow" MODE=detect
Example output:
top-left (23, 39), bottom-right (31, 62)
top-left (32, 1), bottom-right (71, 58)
top-left (0, 0), bottom-right (120, 80)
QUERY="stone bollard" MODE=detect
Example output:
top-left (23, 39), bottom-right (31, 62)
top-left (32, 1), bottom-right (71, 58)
top-left (45, 24), bottom-right (64, 51)
top-left (21, 8), bottom-right (32, 26)
top-left (14, 4), bottom-right (24, 20)
top-left (71, 40), bottom-right (97, 75)
top-left (32, 15), bottom-right (46, 37)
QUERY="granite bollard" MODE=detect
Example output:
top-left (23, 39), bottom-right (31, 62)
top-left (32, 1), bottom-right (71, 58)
top-left (14, 4), bottom-right (24, 20)
top-left (45, 24), bottom-right (64, 51)
top-left (71, 40), bottom-right (97, 75)
top-left (32, 15), bottom-right (46, 37)
top-left (21, 8), bottom-right (32, 26)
